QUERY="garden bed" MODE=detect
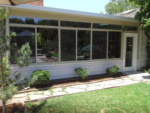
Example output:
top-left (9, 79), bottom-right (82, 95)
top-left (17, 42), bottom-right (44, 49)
top-left (24, 72), bottom-right (125, 91)
top-left (0, 103), bottom-right (25, 113)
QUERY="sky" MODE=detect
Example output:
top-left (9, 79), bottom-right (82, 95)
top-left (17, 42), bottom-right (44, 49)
top-left (44, 0), bottom-right (110, 14)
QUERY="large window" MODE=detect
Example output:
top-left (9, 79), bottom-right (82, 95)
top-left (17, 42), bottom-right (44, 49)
top-left (61, 21), bottom-right (91, 28)
top-left (92, 31), bottom-right (107, 59)
top-left (9, 16), bottom-right (123, 64)
top-left (9, 16), bottom-right (58, 26)
top-left (124, 26), bottom-right (137, 31)
top-left (10, 27), bottom-right (36, 63)
top-left (93, 23), bottom-right (122, 30)
top-left (77, 30), bottom-right (91, 60)
top-left (108, 32), bottom-right (121, 58)
top-left (61, 30), bottom-right (76, 61)
top-left (37, 28), bottom-right (58, 62)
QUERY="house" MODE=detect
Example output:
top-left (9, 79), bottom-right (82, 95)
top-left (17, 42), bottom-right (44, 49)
top-left (1, 3), bottom-right (147, 80)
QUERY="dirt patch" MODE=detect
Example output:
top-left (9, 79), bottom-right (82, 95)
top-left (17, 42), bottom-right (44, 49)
top-left (0, 103), bottom-right (25, 113)
top-left (144, 81), bottom-right (150, 84)
top-left (100, 107), bottom-right (126, 113)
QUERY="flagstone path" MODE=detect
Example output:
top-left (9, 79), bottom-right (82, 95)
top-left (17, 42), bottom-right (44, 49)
top-left (2, 71), bottom-right (150, 105)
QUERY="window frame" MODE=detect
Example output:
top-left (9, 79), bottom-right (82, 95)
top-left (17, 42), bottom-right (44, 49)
top-left (9, 17), bottom-right (125, 65)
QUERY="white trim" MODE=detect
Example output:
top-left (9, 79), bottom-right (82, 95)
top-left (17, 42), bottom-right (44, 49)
top-left (10, 59), bottom-right (123, 68)
top-left (90, 23), bottom-right (93, 60)
top-left (106, 31), bottom-right (109, 59)
top-left (123, 33), bottom-right (138, 71)
top-left (76, 30), bottom-right (77, 61)
top-left (9, 23), bottom-right (59, 29)
top-left (35, 27), bottom-right (37, 63)
top-left (58, 20), bottom-right (61, 62)
top-left (10, 23), bottom-right (124, 32)
top-left (5, 7), bottom-right (10, 56)
top-left (2, 4), bottom-right (137, 22)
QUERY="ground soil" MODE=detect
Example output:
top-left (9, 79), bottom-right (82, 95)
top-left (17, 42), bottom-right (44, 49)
top-left (0, 103), bottom-right (25, 113)
top-left (29, 72), bottom-right (125, 89)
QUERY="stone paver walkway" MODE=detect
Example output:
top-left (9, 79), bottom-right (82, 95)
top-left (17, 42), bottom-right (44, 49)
top-left (2, 71), bottom-right (150, 105)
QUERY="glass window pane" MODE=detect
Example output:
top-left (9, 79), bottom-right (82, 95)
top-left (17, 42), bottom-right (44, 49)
top-left (61, 21), bottom-right (91, 28)
top-left (125, 37), bottom-right (133, 67)
top-left (92, 31), bottom-right (107, 59)
top-left (9, 16), bottom-right (58, 26)
top-left (77, 30), bottom-right (91, 60)
top-left (61, 30), bottom-right (76, 61)
top-left (124, 26), bottom-right (137, 31)
top-left (10, 27), bottom-right (36, 63)
top-left (108, 32), bottom-right (121, 58)
top-left (37, 28), bottom-right (58, 62)
top-left (93, 23), bottom-right (121, 30)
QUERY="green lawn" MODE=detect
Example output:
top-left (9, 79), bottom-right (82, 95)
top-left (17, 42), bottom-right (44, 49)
top-left (26, 82), bottom-right (150, 113)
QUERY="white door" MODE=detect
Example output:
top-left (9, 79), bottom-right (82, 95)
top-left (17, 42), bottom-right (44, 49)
top-left (123, 33), bottom-right (138, 71)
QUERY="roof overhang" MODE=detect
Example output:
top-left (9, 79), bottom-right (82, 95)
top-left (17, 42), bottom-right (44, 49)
top-left (1, 4), bottom-right (138, 23)
top-left (0, 0), bottom-right (40, 5)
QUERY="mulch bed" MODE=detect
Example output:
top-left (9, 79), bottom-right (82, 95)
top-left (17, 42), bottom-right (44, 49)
top-left (28, 72), bottom-right (126, 90)
top-left (0, 103), bottom-right (25, 113)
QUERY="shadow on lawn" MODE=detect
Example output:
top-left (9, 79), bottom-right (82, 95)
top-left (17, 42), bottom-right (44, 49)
top-left (25, 100), bottom-right (48, 113)
top-left (142, 75), bottom-right (150, 80)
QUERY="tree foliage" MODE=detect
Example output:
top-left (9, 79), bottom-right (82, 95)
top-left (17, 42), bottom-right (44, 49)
top-left (129, 0), bottom-right (150, 68)
top-left (0, 7), bottom-right (32, 113)
top-left (105, 0), bottom-right (139, 14)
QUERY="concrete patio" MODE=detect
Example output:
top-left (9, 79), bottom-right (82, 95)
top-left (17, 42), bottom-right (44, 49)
top-left (1, 71), bottom-right (150, 106)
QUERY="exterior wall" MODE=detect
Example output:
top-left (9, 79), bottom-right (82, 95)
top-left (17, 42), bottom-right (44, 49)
top-left (26, 0), bottom-right (43, 6)
top-left (10, 60), bottom-right (123, 80)
top-left (7, 5), bottom-right (141, 80)
top-left (140, 30), bottom-right (147, 67)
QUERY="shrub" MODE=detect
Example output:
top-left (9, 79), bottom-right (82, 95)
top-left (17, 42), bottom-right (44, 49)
top-left (45, 51), bottom-right (52, 58)
top-left (106, 65), bottom-right (119, 75)
top-left (75, 67), bottom-right (90, 80)
top-left (144, 69), bottom-right (150, 73)
top-left (29, 70), bottom-right (51, 85)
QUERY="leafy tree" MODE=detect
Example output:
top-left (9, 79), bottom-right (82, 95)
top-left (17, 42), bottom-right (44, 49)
top-left (0, 7), bottom-right (32, 113)
top-left (105, 0), bottom-right (139, 14)
top-left (129, 0), bottom-right (150, 68)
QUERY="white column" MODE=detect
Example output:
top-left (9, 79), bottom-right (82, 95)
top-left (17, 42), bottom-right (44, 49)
top-left (5, 7), bottom-right (10, 57)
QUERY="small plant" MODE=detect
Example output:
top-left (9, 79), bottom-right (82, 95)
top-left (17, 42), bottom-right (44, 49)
top-left (75, 67), bottom-right (90, 80)
top-left (45, 51), bottom-right (52, 58)
top-left (29, 70), bottom-right (51, 85)
top-left (144, 69), bottom-right (150, 73)
top-left (106, 65), bottom-right (119, 75)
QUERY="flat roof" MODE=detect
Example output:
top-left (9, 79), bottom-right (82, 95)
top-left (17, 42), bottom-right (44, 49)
top-left (1, 4), bottom-right (137, 22)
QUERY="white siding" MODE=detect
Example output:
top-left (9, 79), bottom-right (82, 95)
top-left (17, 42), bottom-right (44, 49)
top-left (140, 31), bottom-right (147, 67)
top-left (10, 60), bottom-right (123, 80)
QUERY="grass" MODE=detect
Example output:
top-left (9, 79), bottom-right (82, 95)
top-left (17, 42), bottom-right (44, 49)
top-left (26, 82), bottom-right (150, 113)
top-left (52, 53), bottom-right (58, 57)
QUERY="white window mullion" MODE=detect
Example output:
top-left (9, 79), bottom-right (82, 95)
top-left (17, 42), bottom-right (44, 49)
top-left (106, 31), bottom-right (109, 59)
top-left (35, 27), bottom-right (37, 63)
top-left (5, 7), bottom-right (9, 56)
top-left (76, 29), bottom-right (77, 61)
top-left (90, 23), bottom-right (93, 60)
top-left (58, 20), bottom-right (61, 62)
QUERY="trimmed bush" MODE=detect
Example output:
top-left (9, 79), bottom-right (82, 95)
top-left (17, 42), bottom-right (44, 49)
top-left (106, 65), bottom-right (119, 75)
top-left (29, 70), bottom-right (51, 85)
top-left (75, 67), bottom-right (90, 80)
top-left (145, 69), bottom-right (150, 73)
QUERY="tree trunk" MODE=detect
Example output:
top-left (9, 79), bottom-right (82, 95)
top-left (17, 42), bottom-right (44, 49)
top-left (2, 101), bottom-right (6, 113)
